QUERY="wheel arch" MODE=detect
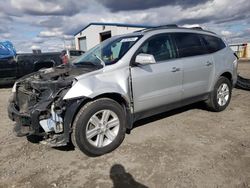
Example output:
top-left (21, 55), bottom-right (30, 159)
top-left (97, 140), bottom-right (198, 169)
top-left (220, 72), bottom-right (233, 84)
top-left (66, 92), bottom-right (133, 134)
top-left (208, 70), bottom-right (233, 95)
top-left (89, 93), bottom-right (133, 130)
top-left (93, 93), bottom-right (130, 108)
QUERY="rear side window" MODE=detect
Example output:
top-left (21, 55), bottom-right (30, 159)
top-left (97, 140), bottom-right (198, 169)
top-left (137, 34), bottom-right (177, 62)
top-left (201, 35), bottom-right (226, 53)
top-left (173, 33), bottom-right (207, 58)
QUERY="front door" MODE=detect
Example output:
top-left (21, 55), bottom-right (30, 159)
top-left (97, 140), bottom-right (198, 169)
top-left (131, 34), bottom-right (183, 113)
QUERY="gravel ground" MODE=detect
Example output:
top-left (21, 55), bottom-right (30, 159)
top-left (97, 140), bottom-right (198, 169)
top-left (238, 61), bottom-right (250, 78)
top-left (0, 61), bottom-right (250, 188)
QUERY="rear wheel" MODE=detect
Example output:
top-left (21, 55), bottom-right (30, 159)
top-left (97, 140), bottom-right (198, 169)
top-left (206, 76), bottom-right (232, 112)
top-left (72, 98), bottom-right (126, 156)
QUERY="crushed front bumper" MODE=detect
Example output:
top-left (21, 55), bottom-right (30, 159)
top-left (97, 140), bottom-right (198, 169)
top-left (8, 102), bottom-right (40, 136)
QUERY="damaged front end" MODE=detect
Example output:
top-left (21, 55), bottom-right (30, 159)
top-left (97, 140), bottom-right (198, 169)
top-left (8, 65), bottom-right (94, 146)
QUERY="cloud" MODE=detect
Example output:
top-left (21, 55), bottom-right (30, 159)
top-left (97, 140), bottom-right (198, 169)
top-left (31, 45), bottom-right (41, 50)
top-left (0, 27), bottom-right (9, 34)
top-left (177, 16), bottom-right (214, 25)
top-left (0, 0), bottom-right (249, 52)
top-left (38, 30), bottom-right (63, 38)
top-left (0, 33), bottom-right (12, 39)
top-left (221, 30), bottom-right (233, 37)
top-left (34, 17), bottom-right (64, 28)
top-left (99, 0), bottom-right (211, 12)
top-left (0, 13), bottom-right (14, 22)
top-left (182, 24), bottom-right (201, 28)
top-left (32, 37), bottom-right (45, 44)
top-left (10, 0), bottom-right (87, 16)
top-left (62, 35), bottom-right (74, 40)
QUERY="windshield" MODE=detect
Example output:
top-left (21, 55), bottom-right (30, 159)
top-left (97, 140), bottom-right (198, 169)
top-left (73, 35), bottom-right (141, 66)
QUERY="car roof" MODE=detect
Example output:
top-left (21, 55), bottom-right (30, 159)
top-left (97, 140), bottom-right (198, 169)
top-left (133, 26), bottom-right (219, 38)
top-left (110, 26), bottom-right (220, 41)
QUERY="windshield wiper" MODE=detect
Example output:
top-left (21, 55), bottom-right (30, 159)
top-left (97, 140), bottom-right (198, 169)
top-left (92, 54), bottom-right (105, 68)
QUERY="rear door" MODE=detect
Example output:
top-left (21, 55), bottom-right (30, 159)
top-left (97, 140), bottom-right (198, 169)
top-left (131, 34), bottom-right (183, 113)
top-left (172, 33), bottom-right (214, 99)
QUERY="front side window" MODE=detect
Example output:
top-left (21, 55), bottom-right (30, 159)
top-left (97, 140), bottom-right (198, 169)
top-left (137, 34), bottom-right (177, 62)
top-left (173, 33), bottom-right (207, 58)
top-left (73, 36), bottom-right (141, 66)
top-left (201, 35), bottom-right (226, 53)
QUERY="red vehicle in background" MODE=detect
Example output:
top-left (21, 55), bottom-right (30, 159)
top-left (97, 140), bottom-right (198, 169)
top-left (60, 49), bottom-right (85, 64)
top-left (60, 50), bottom-right (69, 64)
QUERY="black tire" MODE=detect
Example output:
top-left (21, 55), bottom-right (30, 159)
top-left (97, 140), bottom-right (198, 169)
top-left (72, 98), bottom-right (126, 156)
top-left (236, 75), bottom-right (250, 91)
top-left (206, 76), bottom-right (232, 112)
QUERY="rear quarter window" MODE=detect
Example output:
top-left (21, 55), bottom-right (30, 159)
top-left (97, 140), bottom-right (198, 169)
top-left (173, 33), bottom-right (207, 58)
top-left (201, 35), bottom-right (226, 53)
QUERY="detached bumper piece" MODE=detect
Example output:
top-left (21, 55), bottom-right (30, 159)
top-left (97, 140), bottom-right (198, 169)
top-left (40, 134), bottom-right (69, 147)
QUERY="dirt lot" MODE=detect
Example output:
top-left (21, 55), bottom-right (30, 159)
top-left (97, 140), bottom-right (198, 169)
top-left (0, 61), bottom-right (250, 188)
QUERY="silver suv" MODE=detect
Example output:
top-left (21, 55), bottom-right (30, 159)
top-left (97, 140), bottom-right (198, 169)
top-left (8, 26), bottom-right (238, 156)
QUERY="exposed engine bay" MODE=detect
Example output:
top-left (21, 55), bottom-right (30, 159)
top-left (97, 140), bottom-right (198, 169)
top-left (8, 64), bottom-right (100, 146)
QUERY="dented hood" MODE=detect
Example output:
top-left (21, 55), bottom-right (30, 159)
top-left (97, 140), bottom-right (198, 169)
top-left (15, 64), bottom-right (102, 101)
top-left (36, 64), bottom-right (101, 81)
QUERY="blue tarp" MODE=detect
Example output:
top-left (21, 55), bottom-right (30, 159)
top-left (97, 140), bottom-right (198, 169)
top-left (0, 41), bottom-right (16, 59)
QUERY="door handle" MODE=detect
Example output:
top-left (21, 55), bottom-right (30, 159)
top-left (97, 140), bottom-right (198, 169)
top-left (206, 61), bottom-right (213, 66)
top-left (171, 67), bottom-right (181, 72)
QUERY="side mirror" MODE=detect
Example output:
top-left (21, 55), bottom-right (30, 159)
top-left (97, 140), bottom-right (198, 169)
top-left (135, 53), bottom-right (156, 65)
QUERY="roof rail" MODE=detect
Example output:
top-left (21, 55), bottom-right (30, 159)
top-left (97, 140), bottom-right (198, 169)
top-left (157, 24), bottom-right (178, 28)
top-left (190, 27), bottom-right (203, 30)
top-left (190, 27), bottom-right (217, 34)
top-left (135, 24), bottom-right (217, 35)
top-left (140, 24), bottom-right (179, 32)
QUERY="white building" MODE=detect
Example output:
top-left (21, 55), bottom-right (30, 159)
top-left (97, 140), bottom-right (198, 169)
top-left (74, 23), bottom-right (151, 51)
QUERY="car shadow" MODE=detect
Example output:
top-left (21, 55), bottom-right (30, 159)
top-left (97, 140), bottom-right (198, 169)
top-left (52, 144), bottom-right (75, 151)
top-left (110, 164), bottom-right (148, 188)
top-left (131, 102), bottom-right (207, 131)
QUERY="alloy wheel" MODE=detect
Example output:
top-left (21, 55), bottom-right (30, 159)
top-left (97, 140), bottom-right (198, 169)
top-left (85, 109), bottom-right (120, 148)
top-left (217, 83), bottom-right (229, 106)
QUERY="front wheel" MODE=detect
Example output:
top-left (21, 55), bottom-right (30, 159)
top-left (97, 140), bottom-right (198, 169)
top-left (206, 76), bottom-right (232, 112)
top-left (72, 98), bottom-right (126, 156)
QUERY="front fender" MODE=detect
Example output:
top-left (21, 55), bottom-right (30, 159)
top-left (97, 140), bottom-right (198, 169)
top-left (63, 67), bottom-right (130, 102)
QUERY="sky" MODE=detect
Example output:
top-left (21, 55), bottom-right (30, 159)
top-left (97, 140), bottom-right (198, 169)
top-left (0, 0), bottom-right (249, 53)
